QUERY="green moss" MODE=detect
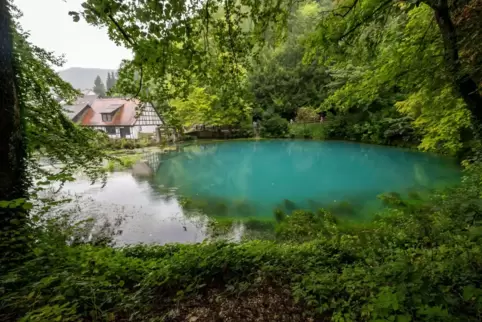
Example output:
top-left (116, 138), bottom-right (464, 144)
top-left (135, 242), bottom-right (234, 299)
top-left (274, 208), bottom-right (286, 222)
top-left (207, 217), bottom-right (236, 238)
top-left (243, 217), bottom-right (275, 231)
top-left (232, 199), bottom-right (254, 216)
top-left (407, 190), bottom-right (421, 200)
top-left (275, 209), bottom-right (334, 242)
top-left (282, 199), bottom-right (297, 212)
top-left (212, 202), bottom-right (229, 216)
top-left (378, 191), bottom-right (406, 208)
top-left (327, 200), bottom-right (356, 216)
top-left (206, 216), bottom-right (276, 240)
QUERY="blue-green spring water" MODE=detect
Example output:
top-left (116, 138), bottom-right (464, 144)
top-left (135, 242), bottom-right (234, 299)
top-left (154, 140), bottom-right (461, 221)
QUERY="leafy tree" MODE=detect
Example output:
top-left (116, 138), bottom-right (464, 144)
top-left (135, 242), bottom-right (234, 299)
top-left (106, 72), bottom-right (117, 92)
top-left (93, 75), bottom-right (106, 97)
top-left (110, 72), bottom-right (117, 90)
top-left (70, 0), bottom-right (289, 130)
top-left (302, 0), bottom-right (482, 153)
top-left (249, 2), bottom-right (329, 120)
top-left (170, 86), bottom-right (251, 129)
top-left (0, 3), bottom-right (108, 262)
top-left (106, 72), bottom-right (112, 91)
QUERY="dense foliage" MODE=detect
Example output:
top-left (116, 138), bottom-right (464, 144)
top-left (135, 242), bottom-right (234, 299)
top-left (81, 0), bottom-right (481, 155)
top-left (0, 2), bottom-right (108, 267)
top-left (11, 6), bottom-right (108, 185)
top-left (261, 114), bottom-right (289, 138)
top-left (2, 0), bottom-right (482, 320)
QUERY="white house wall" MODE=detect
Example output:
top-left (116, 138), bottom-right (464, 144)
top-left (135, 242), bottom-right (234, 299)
top-left (135, 104), bottom-right (163, 126)
top-left (92, 125), bottom-right (158, 140)
top-left (138, 125), bottom-right (157, 133)
top-left (87, 104), bottom-right (162, 140)
top-left (92, 126), bottom-right (120, 139)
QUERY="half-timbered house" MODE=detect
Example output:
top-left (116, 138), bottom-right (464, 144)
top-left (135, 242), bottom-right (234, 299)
top-left (63, 98), bottom-right (163, 139)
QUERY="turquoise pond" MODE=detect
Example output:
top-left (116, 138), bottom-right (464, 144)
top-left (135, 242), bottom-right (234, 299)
top-left (154, 140), bottom-right (460, 220)
top-left (60, 140), bottom-right (461, 244)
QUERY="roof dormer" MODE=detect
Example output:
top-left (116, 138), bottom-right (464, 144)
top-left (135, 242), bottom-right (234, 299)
top-left (100, 104), bottom-right (123, 122)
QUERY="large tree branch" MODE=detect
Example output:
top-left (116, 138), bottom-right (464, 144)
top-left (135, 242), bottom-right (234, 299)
top-left (338, 0), bottom-right (392, 41)
top-left (334, 0), bottom-right (360, 18)
top-left (107, 14), bottom-right (136, 48)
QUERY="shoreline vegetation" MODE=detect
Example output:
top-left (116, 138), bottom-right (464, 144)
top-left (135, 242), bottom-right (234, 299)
top-left (100, 135), bottom-right (450, 175)
top-left (4, 135), bottom-right (469, 320)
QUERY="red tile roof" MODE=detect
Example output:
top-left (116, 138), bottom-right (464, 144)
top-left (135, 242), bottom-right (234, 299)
top-left (80, 98), bottom-right (139, 126)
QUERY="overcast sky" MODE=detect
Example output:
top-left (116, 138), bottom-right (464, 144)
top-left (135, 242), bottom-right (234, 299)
top-left (14, 0), bottom-right (132, 70)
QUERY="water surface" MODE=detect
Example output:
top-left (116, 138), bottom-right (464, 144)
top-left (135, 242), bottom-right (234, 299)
top-left (154, 140), bottom-right (460, 218)
top-left (61, 140), bottom-right (461, 244)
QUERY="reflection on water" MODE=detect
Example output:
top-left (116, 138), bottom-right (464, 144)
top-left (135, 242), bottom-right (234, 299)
top-left (57, 173), bottom-right (207, 245)
top-left (59, 140), bottom-right (461, 244)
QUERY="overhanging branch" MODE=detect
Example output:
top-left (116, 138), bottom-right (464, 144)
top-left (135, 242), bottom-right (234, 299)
top-left (84, 3), bottom-right (144, 101)
top-left (338, 0), bottom-right (393, 41)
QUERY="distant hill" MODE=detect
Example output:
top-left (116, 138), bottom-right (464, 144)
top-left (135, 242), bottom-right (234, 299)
top-left (58, 67), bottom-right (116, 90)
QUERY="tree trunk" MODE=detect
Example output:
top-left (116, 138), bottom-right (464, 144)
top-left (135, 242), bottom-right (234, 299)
top-left (0, 0), bottom-right (28, 260)
top-left (432, 1), bottom-right (482, 129)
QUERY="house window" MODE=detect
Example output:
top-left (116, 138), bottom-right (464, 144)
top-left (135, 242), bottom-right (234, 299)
top-left (120, 127), bottom-right (131, 137)
top-left (106, 127), bottom-right (116, 135)
top-left (123, 127), bottom-right (131, 135)
top-left (102, 113), bottom-right (113, 122)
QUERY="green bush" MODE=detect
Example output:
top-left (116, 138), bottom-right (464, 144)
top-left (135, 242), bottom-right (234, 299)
top-left (261, 114), bottom-right (289, 137)
top-left (275, 209), bottom-right (337, 242)
top-left (234, 122), bottom-right (255, 138)
top-left (120, 138), bottom-right (135, 149)
top-left (295, 107), bottom-right (319, 122)
top-left (322, 112), bottom-right (420, 148)
top-left (289, 123), bottom-right (326, 139)
top-left (103, 138), bottom-right (155, 150)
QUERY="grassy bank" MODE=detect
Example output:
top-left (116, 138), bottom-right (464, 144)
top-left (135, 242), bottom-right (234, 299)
top-left (104, 154), bottom-right (143, 172)
top-left (1, 163), bottom-right (482, 321)
top-left (103, 146), bottom-right (178, 171)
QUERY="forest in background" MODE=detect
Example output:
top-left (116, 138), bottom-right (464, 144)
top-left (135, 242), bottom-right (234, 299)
top-left (58, 68), bottom-right (116, 90)
top-left (93, 0), bottom-right (482, 157)
top-left (2, 0), bottom-right (482, 320)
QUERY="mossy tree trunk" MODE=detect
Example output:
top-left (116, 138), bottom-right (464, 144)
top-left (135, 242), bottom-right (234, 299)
top-left (0, 0), bottom-right (28, 260)
top-left (429, 0), bottom-right (482, 130)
